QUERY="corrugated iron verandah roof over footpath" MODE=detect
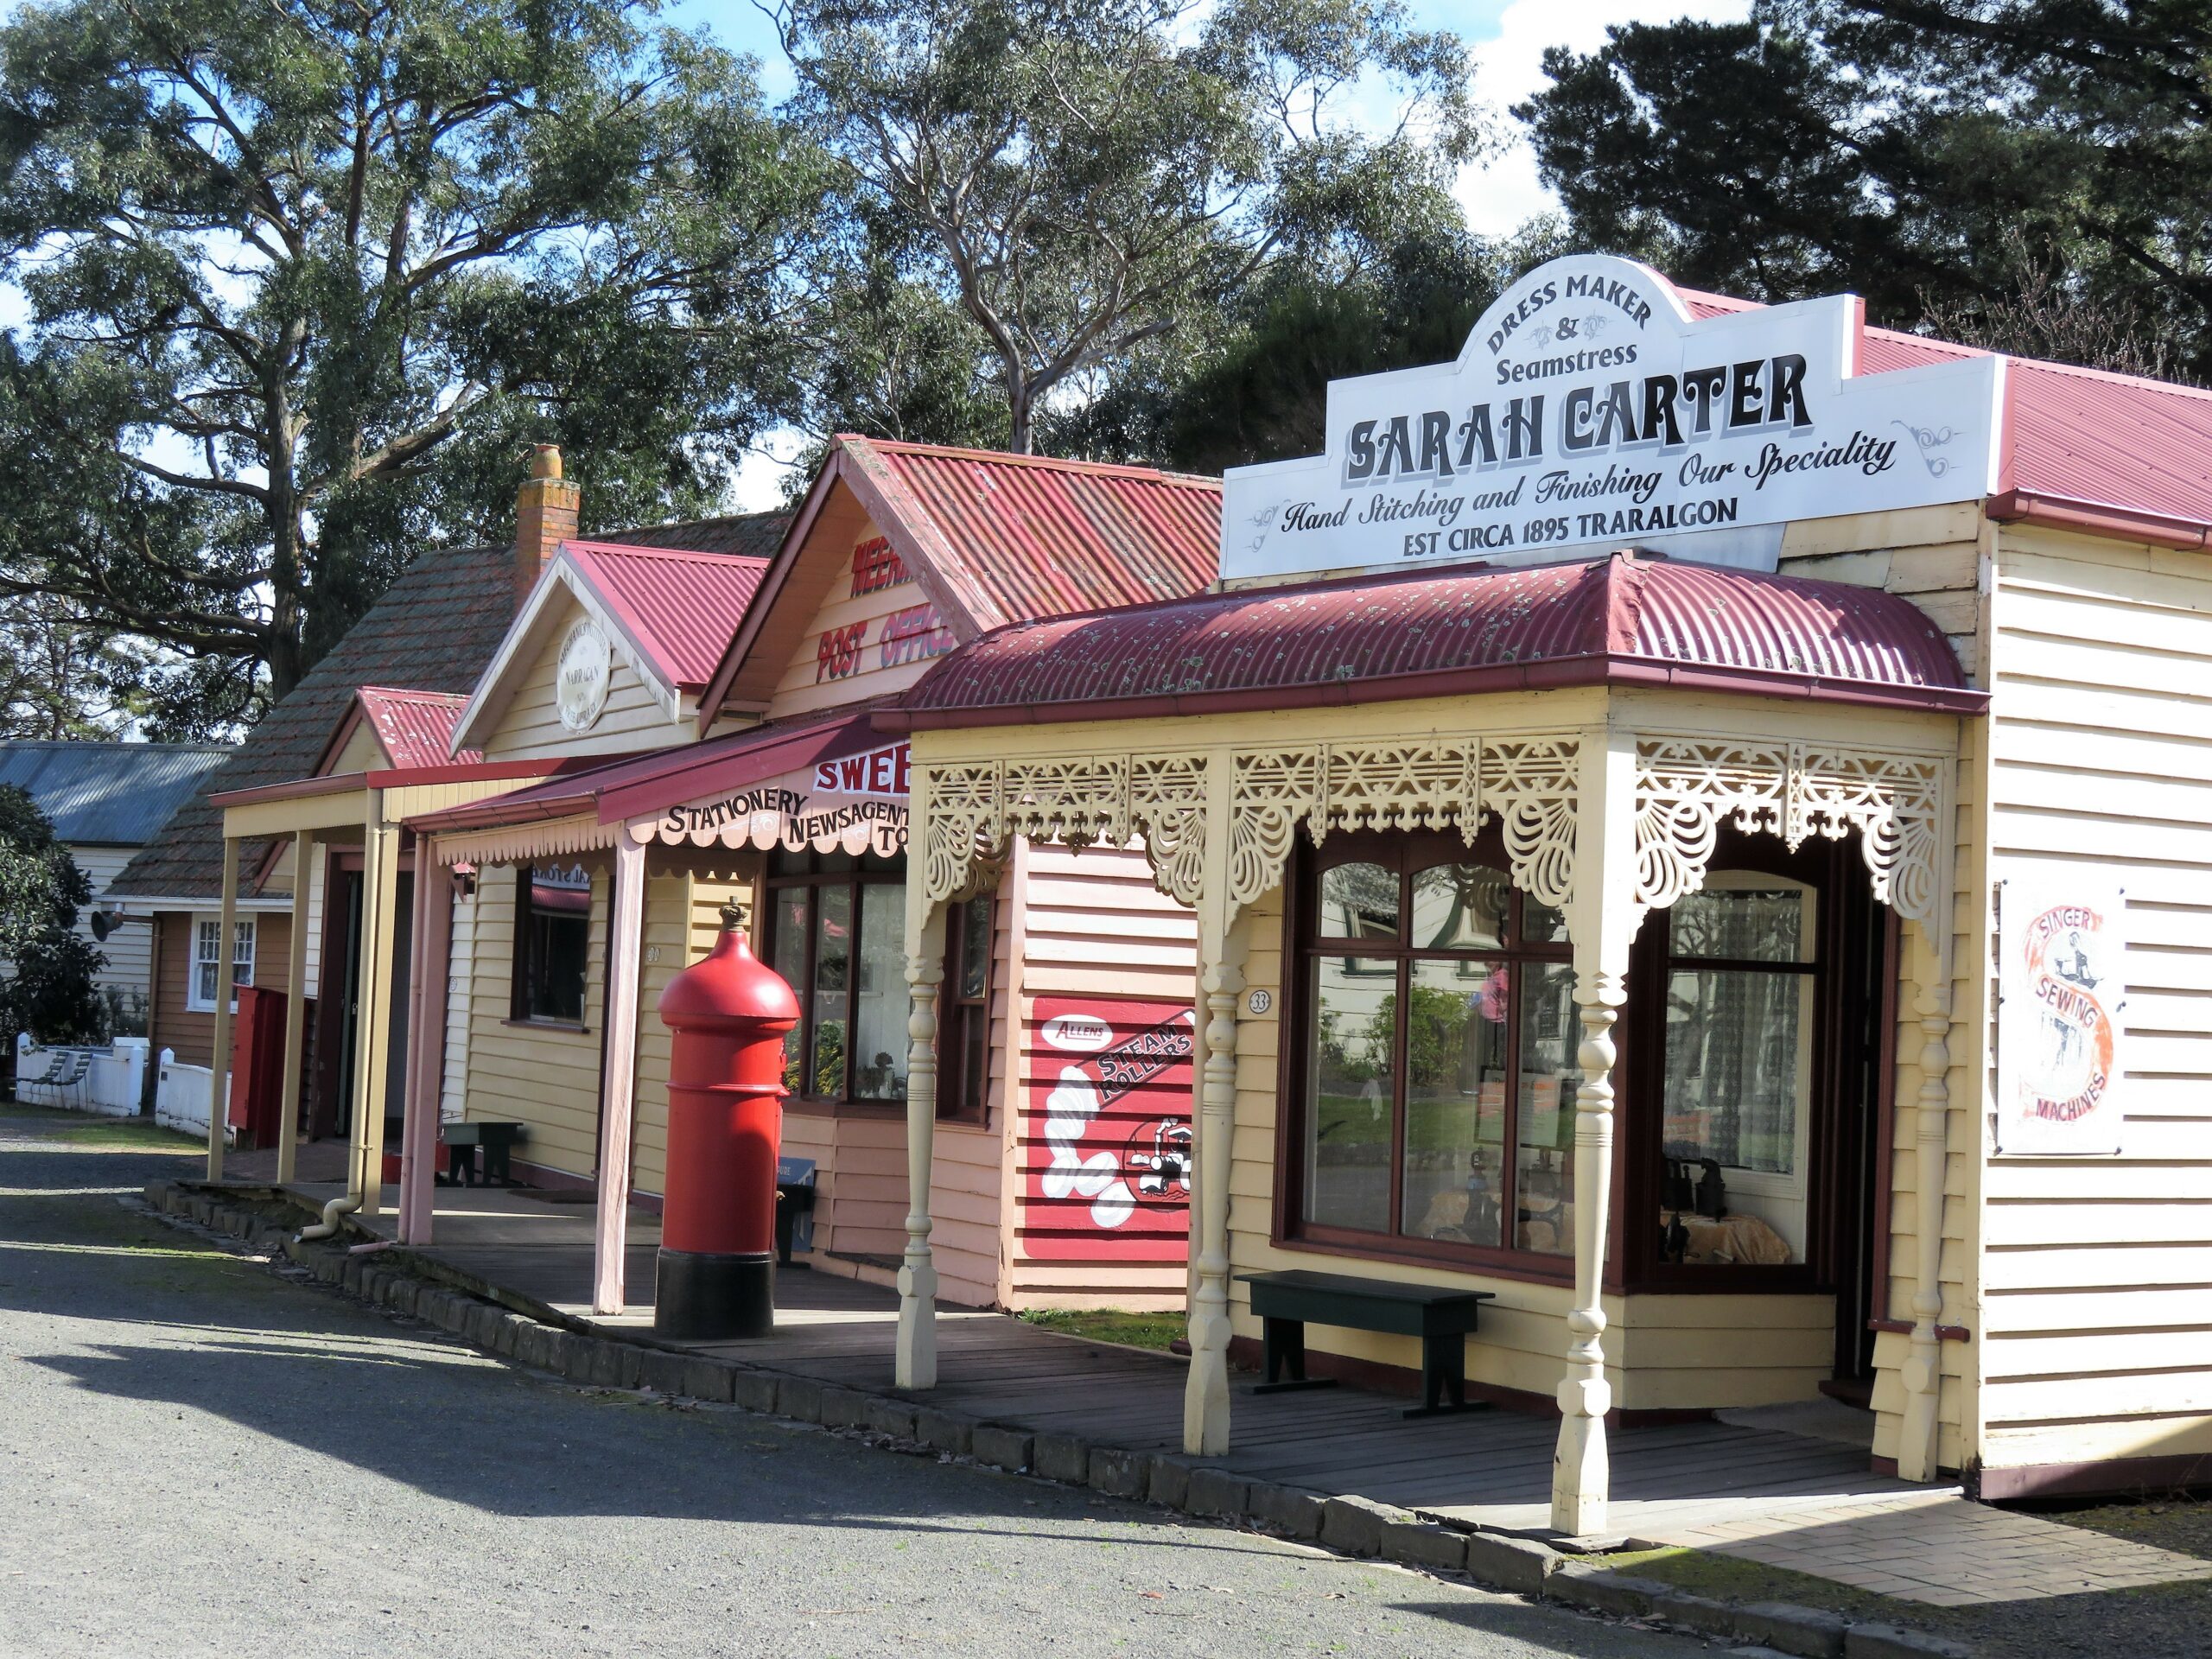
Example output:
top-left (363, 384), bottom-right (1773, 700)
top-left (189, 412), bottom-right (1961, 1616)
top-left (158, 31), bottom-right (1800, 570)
top-left (880, 550), bottom-right (1987, 731)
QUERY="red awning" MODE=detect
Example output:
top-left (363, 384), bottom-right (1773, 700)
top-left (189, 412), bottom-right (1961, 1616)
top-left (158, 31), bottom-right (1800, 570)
top-left (403, 705), bottom-right (887, 836)
top-left (881, 550), bottom-right (1986, 730)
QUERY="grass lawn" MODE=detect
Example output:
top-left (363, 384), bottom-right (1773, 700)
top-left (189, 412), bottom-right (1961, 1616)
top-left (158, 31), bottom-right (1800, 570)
top-left (2, 1100), bottom-right (200, 1153)
top-left (1016, 1307), bottom-right (1186, 1352)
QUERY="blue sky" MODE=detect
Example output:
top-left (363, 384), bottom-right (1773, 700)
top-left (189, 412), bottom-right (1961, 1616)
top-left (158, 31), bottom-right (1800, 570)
top-left (663, 0), bottom-right (1748, 240)
top-left (671, 0), bottom-right (1749, 501)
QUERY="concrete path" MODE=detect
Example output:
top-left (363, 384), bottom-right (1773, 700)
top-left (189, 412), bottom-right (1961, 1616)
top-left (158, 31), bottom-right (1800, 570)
top-left (0, 1112), bottom-right (1700, 1659)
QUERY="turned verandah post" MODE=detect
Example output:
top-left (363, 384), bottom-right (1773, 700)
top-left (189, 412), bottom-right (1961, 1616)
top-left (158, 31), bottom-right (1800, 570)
top-left (896, 762), bottom-right (947, 1390)
top-left (1551, 728), bottom-right (1637, 1538)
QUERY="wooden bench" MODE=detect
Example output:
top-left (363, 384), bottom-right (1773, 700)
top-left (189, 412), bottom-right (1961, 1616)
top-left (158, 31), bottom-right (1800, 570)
top-left (1237, 1269), bottom-right (1496, 1419)
top-left (441, 1121), bottom-right (525, 1186)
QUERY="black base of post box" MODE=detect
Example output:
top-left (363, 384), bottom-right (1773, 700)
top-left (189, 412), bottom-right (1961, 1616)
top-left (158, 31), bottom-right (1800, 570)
top-left (653, 1249), bottom-right (774, 1340)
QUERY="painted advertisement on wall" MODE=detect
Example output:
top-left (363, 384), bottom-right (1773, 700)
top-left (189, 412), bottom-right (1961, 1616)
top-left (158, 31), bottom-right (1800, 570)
top-left (1020, 997), bottom-right (1197, 1261)
top-left (1996, 880), bottom-right (2126, 1155)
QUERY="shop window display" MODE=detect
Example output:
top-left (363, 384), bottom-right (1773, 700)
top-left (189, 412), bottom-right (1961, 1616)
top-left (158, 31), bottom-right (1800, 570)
top-left (1297, 834), bottom-right (1579, 1263)
top-left (763, 849), bottom-right (909, 1104)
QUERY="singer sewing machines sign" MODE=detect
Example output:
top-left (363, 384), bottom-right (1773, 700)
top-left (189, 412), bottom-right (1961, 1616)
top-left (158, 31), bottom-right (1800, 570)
top-left (1997, 879), bottom-right (2126, 1155)
top-left (1220, 253), bottom-right (2001, 580)
top-left (1021, 998), bottom-right (1197, 1261)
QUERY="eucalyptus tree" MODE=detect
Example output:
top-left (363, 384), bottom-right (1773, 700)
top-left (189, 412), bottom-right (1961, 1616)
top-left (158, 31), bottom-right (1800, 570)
top-left (771, 0), bottom-right (1488, 454)
top-left (0, 0), bottom-right (834, 721)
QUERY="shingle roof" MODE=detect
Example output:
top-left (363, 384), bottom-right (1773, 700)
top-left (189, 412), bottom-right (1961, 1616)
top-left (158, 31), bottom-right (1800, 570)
top-left (0, 741), bottom-right (232, 847)
top-left (594, 512), bottom-right (787, 561)
top-left (108, 509), bottom-right (786, 903)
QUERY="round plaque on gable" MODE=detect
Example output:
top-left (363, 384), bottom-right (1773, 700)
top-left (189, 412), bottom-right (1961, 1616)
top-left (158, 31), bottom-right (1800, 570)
top-left (556, 618), bottom-right (613, 732)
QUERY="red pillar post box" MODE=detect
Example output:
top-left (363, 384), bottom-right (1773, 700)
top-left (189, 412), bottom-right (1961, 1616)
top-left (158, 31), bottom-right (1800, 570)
top-left (655, 904), bottom-right (801, 1339)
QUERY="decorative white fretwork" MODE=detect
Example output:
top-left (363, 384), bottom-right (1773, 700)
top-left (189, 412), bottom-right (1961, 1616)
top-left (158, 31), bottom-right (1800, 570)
top-left (1632, 738), bottom-right (1947, 925)
top-left (1128, 754), bottom-right (1210, 907)
top-left (923, 729), bottom-right (1946, 931)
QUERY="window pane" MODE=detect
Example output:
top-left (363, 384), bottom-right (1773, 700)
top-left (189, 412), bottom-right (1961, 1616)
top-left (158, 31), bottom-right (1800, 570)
top-left (523, 867), bottom-right (590, 1022)
top-left (1411, 863), bottom-right (1508, 950)
top-left (1663, 968), bottom-right (1809, 1176)
top-left (1306, 956), bottom-right (1395, 1233)
top-left (232, 921), bottom-right (254, 987)
top-left (1670, 883), bottom-right (1811, 963)
top-left (771, 890), bottom-right (810, 1090)
top-left (957, 899), bottom-right (990, 1001)
top-left (1513, 962), bottom-right (1579, 1255)
top-left (849, 884), bottom-right (906, 1101)
top-left (1318, 861), bottom-right (1398, 938)
top-left (810, 885), bottom-right (852, 1096)
top-left (958, 1007), bottom-right (988, 1116)
top-left (1519, 895), bottom-right (1569, 945)
top-left (1399, 958), bottom-right (1508, 1245)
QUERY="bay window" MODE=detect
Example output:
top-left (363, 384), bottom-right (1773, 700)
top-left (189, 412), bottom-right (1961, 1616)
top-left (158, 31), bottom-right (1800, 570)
top-left (1294, 831), bottom-right (1579, 1267)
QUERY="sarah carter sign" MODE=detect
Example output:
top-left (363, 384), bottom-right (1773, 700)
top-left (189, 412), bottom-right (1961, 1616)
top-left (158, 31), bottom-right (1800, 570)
top-left (1220, 253), bottom-right (2002, 581)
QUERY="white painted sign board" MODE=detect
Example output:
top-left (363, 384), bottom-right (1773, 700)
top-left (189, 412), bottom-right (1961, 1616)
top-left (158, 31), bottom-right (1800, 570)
top-left (1996, 878), bottom-right (2126, 1155)
top-left (631, 739), bottom-right (910, 859)
top-left (1219, 254), bottom-right (2003, 582)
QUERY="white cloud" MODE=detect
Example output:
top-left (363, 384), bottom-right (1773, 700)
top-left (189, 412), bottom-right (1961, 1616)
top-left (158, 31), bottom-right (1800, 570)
top-left (1458, 0), bottom-right (1750, 238)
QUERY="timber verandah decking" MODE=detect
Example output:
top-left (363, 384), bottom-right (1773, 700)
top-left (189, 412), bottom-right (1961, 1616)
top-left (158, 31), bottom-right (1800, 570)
top-left (263, 1178), bottom-right (1938, 1538)
top-left (207, 1176), bottom-right (2212, 1605)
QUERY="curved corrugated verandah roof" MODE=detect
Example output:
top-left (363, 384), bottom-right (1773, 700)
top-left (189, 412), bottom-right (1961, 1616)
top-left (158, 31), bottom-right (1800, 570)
top-left (881, 552), bottom-right (1985, 730)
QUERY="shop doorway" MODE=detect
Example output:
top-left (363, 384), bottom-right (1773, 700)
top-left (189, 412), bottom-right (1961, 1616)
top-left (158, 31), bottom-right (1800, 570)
top-left (1623, 828), bottom-right (1893, 1395)
top-left (308, 850), bottom-right (414, 1148)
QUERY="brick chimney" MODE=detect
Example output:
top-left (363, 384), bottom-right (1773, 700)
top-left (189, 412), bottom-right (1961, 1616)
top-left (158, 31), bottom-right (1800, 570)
top-left (515, 443), bottom-right (580, 612)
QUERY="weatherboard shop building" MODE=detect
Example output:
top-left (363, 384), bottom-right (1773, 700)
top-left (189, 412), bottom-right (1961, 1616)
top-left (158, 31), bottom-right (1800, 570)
top-left (377, 438), bottom-right (1221, 1318)
top-left (874, 252), bottom-right (2212, 1529)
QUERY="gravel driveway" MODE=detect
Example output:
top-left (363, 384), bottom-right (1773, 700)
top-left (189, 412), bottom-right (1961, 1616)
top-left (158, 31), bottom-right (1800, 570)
top-left (0, 1111), bottom-right (1701, 1659)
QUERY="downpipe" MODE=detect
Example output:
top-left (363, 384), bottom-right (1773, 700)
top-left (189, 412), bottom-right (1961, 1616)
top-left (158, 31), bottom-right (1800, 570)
top-left (297, 1192), bottom-right (361, 1243)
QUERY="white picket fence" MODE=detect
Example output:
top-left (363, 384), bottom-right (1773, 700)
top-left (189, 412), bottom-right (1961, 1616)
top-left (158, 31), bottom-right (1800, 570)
top-left (13, 1035), bottom-right (152, 1117)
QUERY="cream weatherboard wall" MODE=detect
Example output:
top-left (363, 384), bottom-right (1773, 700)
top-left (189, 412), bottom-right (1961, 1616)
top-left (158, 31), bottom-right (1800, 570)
top-left (480, 592), bottom-right (687, 761)
top-left (1777, 502), bottom-right (1991, 1473)
top-left (763, 524), bottom-right (957, 721)
top-left (460, 862), bottom-right (609, 1180)
top-left (1974, 521), bottom-right (2212, 1481)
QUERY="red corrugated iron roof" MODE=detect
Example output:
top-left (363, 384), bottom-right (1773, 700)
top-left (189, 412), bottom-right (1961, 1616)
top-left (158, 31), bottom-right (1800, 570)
top-left (406, 704), bottom-right (882, 836)
top-left (563, 542), bottom-right (770, 691)
top-left (698, 438), bottom-right (1222, 723)
top-left (842, 438), bottom-right (1221, 630)
top-left (1683, 285), bottom-right (2212, 547)
top-left (883, 551), bottom-right (1983, 730)
top-left (355, 687), bottom-right (477, 768)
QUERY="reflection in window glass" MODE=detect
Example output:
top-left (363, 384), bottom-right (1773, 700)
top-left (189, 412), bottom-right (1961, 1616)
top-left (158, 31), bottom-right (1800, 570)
top-left (1319, 862), bottom-right (1399, 938)
top-left (1399, 958), bottom-right (1507, 1245)
top-left (772, 890), bottom-right (810, 1090)
top-left (957, 899), bottom-right (990, 1001)
top-left (1664, 967), bottom-right (1811, 1175)
top-left (1306, 955), bottom-right (1395, 1233)
top-left (1412, 863), bottom-right (1508, 950)
top-left (811, 885), bottom-right (851, 1097)
top-left (520, 866), bottom-right (591, 1023)
top-left (1670, 885), bottom-right (1808, 963)
top-left (1513, 962), bottom-right (1579, 1254)
top-left (1520, 895), bottom-right (1570, 945)
top-left (850, 886), bottom-right (906, 1100)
